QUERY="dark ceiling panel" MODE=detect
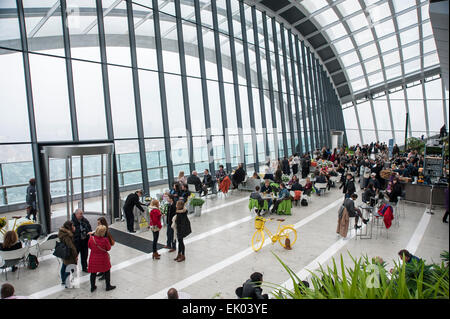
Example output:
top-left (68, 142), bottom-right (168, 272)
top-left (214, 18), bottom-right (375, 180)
top-left (325, 60), bottom-right (341, 73)
top-left (309, 33), bottom-right (327, 48)
top-left (279, 6), bottom-right (305, 24)
top-left (318, 47), bottom-right (335, 61)
top-left (260, 0), bottom-right (291, 12)
top-left (332, 72), bottom-right (347, 86)
top-left (295, 19), bottom-right (317, 36)
top-left (337, 85), bottom-right (351, 97)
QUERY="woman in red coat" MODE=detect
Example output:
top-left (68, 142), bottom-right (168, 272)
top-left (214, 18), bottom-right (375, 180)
top-left (149, 199), bottom-right (162, 260)
top-left (88, 225), bottom-right (116, 292)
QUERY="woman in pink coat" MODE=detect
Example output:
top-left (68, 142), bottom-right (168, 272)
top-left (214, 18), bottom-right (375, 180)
top-left (88, 225), bottom-right (116, 292)
top-left (149, 199), bottom-right (162, 260)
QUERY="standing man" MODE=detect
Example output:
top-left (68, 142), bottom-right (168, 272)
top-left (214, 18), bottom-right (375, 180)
top-left (123, 189), bottom-right (145, 233)
top-left (71, 208), bottom-right (93, 273)
top-left (25, 178), bottom-right (37, 222)
top-left (164, 194), bottom-right (177, 252)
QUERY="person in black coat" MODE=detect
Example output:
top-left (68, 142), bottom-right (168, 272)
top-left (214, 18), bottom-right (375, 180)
top-left (25, 178), bottom-right (37, 222)
top-left (174, 200), bottom-right (192, 262)
top-left (235, 272), bottom-right (268, 299)
top-left (123, 190), bottom-right (145, 233)
top-left (341, 173), bottom-right (356, 199)
top-left (232, 163), bottom-right (246, 189)
top-left (281, 157), bottom-right (290, 175)
top-left (187, 171), bottom-right (203, 193)
top-left (71, 209), bottom-right (93, 272)
top-left (387, 178), bottom-right (403, 203)
top-left (301, 154), bottom-right (311, 178)
top-left (201, 169), bottom-right (216, 196)
top-left (164, 195), bottom-right (177, 252)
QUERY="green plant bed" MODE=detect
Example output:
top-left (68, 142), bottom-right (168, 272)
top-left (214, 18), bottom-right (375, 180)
top-left (266, 251), bottom-right (449, 299)
top-left (189, 198), bottom-right (205, 207)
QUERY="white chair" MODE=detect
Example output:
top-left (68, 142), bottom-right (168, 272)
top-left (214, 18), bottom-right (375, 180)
top-left (187, 184), bottom-right (198, 194)
top-left (0, 246), bottom-right (29, 280)
top-left (36, 233), bottom-right (59, 259)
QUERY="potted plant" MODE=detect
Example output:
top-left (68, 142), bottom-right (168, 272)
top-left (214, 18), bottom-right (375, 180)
top-left (0, 217), bottom-right (7, 235)
top-left (190, 198), bottom-right (205, 217)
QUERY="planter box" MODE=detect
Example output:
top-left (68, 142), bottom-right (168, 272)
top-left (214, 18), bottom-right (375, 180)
top-left (194, 206), bottom-right (202, 217)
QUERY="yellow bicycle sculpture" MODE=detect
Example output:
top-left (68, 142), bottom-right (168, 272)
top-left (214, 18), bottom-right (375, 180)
top-left (252, 216), bottom-right (297, 252)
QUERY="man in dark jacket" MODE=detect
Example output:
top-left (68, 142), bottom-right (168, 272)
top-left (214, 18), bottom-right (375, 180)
top-left (202, 169), bottom-right (216, 196)
top-left (232, 163), bottom-right (246, 189)
top-left (236, 272), bottom-right (268, 299)
top-left (301, 154), bottom-right (310, 178)
top-left (71, 209), bottom-right (92, 272)
top-left (164, 195), bottom-right (177, 252)
top-left (187, 171), bottom-right (203, 193)
top-left (281, 157), bottom-right (290, 175)
top-left (341, 173), bottom-right (356, 199)
top-left (26, 178), bottom-right (37, 221)
top-left (123, 190), bottom-right (145, 233)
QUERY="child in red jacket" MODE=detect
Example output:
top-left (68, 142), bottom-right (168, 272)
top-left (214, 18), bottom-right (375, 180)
top-left (149, 199), bottom-right (162, 259)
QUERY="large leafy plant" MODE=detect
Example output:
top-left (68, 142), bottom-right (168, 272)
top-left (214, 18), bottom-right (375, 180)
top-left (266, 251), bottom-right (449, 299)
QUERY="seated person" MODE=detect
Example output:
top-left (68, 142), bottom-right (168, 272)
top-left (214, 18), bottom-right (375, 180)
top-left (250, 172), bottom-right (261, 180)
top-left (202, 169), bottom-right (216, 196)
top-left (303, 177), bottom-right (313, 196)
top-left (177, 171), bottom-right (187, 186)
top-left (263, 167), bottom-right (274, 181)
top-left (236, 272), bottom-right (268, 299)
top-left (231, 163), bottom-right (246, 189)
top-left (287, 175), bottom-right (299, 187)
top-left (386, 177), bottom-right (403, 203)
top-left (187, 170), bottom-right (203, 194)
top-left (179, 183), bottom-right (191, 202)
top-left (271, 183), bottom-right (290, 214)
top-left (315, 171), bottom-right (328, 195)
top-left (250, 186), bottom-right (265, 214)
top-left (0, 231), bottom-right (23, 272)
top-left (367, 173), bottom-right (380, 192)
top-left (362, 184), bottom-right (376, 207)
top-left (260, 180), bottom-right (275, 210)
top-left (344, 194), bottom-right (369, 229)
top-left (215, 165), bottom-right (228, 183)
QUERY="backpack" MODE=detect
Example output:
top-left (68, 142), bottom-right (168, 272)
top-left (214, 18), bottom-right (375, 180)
top-left (301, 198), bottom-right (308, 206)
top-left (27, 254), bottom-right (39, 269)
top-left (53, 241), bottom-right (71, 260)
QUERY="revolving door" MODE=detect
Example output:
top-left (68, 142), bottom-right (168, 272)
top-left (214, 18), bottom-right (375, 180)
top-left (38, 143), bottom-right (119, 233)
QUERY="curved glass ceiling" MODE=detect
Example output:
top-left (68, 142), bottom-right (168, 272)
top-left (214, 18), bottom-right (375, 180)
top-left (253, 0), bottom-right (441, 103)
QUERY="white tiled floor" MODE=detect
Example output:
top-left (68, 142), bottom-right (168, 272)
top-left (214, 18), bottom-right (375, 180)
top-left (1, 185), bottom-right (448, 299)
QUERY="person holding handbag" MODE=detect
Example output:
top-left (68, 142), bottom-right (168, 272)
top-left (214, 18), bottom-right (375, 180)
top-left (149, 199), bottom-right (162, 260)
top-left (57, 221), bottom-right (78, 288)
top-left (96, 217), bottom-right (115, 281)
top-left (173, 200), bottom-right (191, 262)
top-left (88, 225), bottom-right (116, 292)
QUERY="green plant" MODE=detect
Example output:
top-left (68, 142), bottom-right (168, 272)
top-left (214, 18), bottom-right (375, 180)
top-left (189, 198), bottom-right (205, 207)
top-left (406, 137), bottom-right (425, 152)
top-left (265, 251), bottom-right (449, 299)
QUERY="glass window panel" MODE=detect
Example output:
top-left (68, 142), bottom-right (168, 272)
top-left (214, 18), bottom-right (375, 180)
top-left (301, 0), bottom-right (328, 13)
top-left (182, 21), bottom-right (200, 77)
top-left (397, 10), bottom-right (418, 30)
top-left (340, 51), bottom-right (359, 67)
top-left (103, 1), bottom-right (131, 66)
top-left (346, 13), bottom-right (369, 32)
top-left (108, 65), bottom-right (137, 138)
top-left (403, 58), bottom-right (421, 74)
top-left (421, 22), bottom-right (433, 38)
top-left (187, 77), bottom-right (205, 136)
top-left (207, 80), bottom-right (223, 135)
top-left (29, 53), bottom-right (72, 141)
top-left (402, 43), bottom-right (420, 61)
top-left (374, 19), bottom-right (395, 38)
top-left (400, 27), bottom-right (419, 46)
top-left (343, 106), bottom-right (358, 129)
top-left (364, 58), bottom-right (381, 74)
top-left (351, 78), bottom-right (367, 92)
top-left (324, 23), bottom-right (347, 41)
top-left (368, 72), bottom-right (384, 86)
top-left (385, 65), bottom-right (402, 79)
top-left (423, 53), bottom-right (439, 68)
top-left (333, 37), bottom-right (354, 54)
top-left (393, 0), bottom-right (415, 13)
top-left (0, 1), bottom-right (22, 51)
top-left (379, 35), bottom-right (398, 52)
top-left (0, 52), bottom-right (30, 143)
top-left (356, 101), bottom-right (375, 131)
top-left (165, 74), bottom-right (186, 136)
top-left (239, 86), bottom-right (251, 135)
top-left (140, 70), bottom-right (164, 137)
top-left (337, 0), bottom-right (361, 16)
top-left (353, 28), bottom-right (373, 46)
top-left (383, 50), bottom-right (400, 67)
top-left (159, 0), bottom-right (175, 16)
top-left (373, 99), bottom-right (391, 131)
top-left (224, 82), bottom-right (237, 135)
top-left (406, 85), bottom-right (426, 135)
top-left (134, 4), bottom-right (158, 71)
top-left (359, 43), bottom-right (378, 60)
top-left (421, 3), bottom-right (429, 20)
top-left (145, 139), bottom-right (166, 182)
top-left (314, 8), bottom-right (338, 27)
top-left (347, 64), bottom-right (364, 80)
top-left (72, 60), bottom-right (107, 140)
top-left (367, 2), bottom-right (391, 22)
top-left (427, 100), bottom-right (445, 135)
top-left (115, 139), bottom-right (142, 187)
top-left (423, 38), bottom-right (437, 54)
